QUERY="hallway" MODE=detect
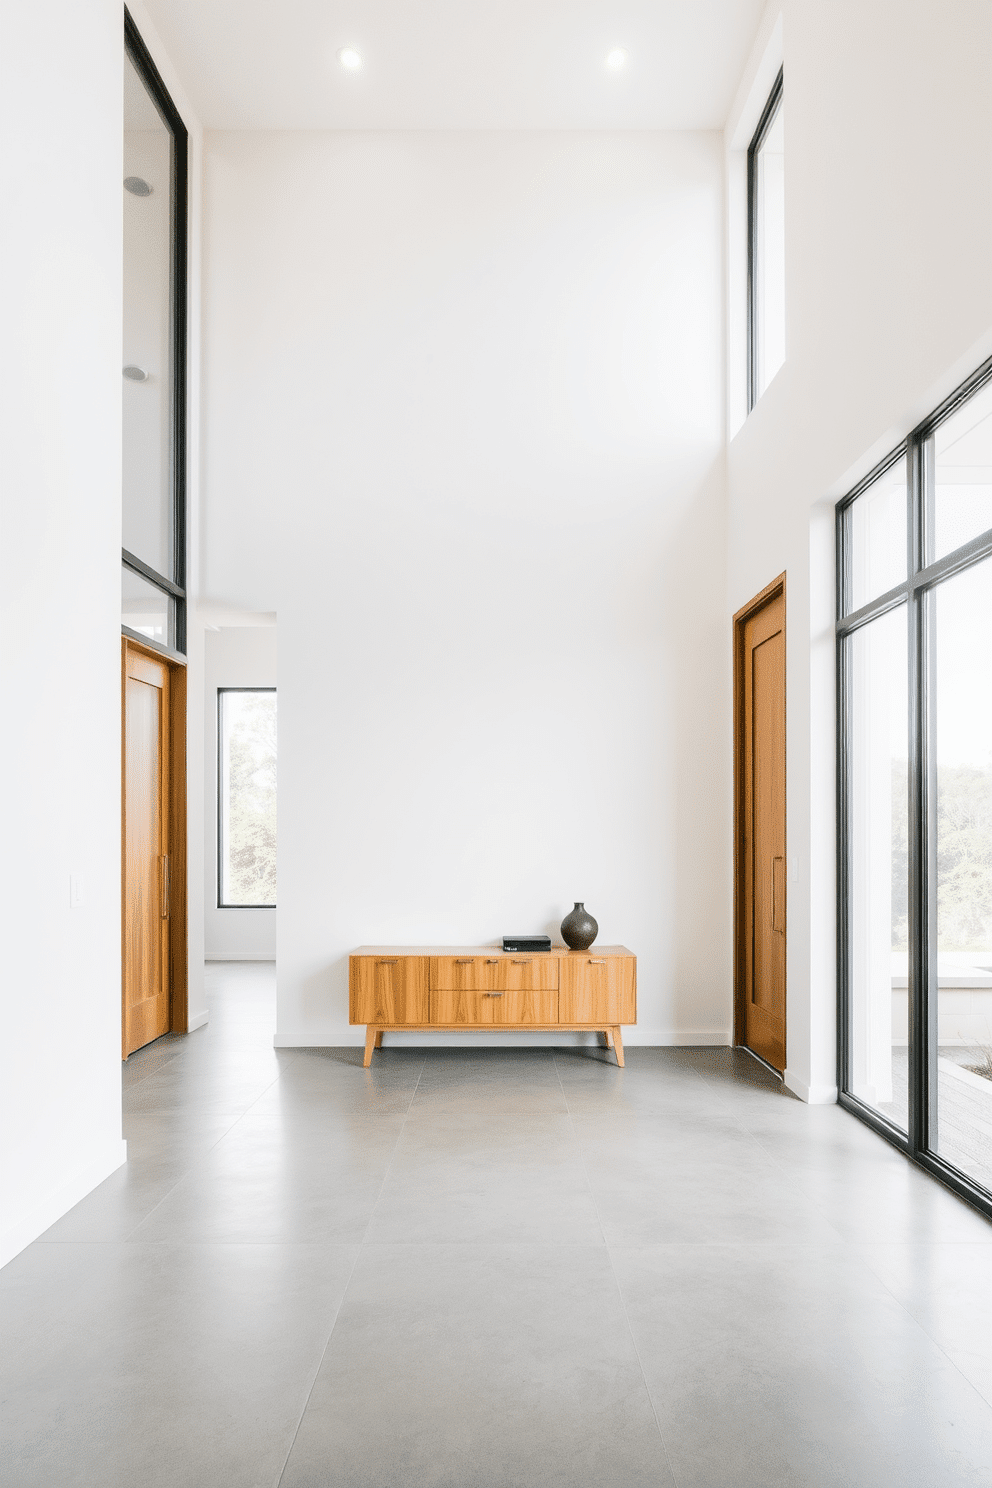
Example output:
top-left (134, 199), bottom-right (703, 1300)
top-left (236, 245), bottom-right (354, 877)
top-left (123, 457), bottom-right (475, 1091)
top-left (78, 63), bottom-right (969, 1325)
top-left (2, 963), bottom-right (992, 1487)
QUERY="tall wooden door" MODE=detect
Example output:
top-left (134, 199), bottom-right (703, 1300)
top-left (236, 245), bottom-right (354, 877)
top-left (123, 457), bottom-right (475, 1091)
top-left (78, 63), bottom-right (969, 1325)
top-left (737, 582), bottom-right (786, 1072)
top-left (123, 642), bottom-right (171, 1057)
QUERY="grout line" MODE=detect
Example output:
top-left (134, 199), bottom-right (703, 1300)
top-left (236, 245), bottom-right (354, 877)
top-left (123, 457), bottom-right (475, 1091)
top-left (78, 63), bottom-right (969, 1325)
top-left (272, 1052), bottom-right (427, 1488)
top-left (554, 1048), bottom-right (682, 1486)
top-left (272, 1240), bottom-right (366, 1488)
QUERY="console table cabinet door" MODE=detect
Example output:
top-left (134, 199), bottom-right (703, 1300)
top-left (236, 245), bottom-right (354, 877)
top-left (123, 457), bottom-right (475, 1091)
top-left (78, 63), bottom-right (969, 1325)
top-left (559, 956), bottom-right (636, 1025)
top-left (431, 988), bottom-right (496, 1025)
top-left (350, 956), bottom-right (429, 1025)
top-left (492, 988), bottom-right (558, 1025)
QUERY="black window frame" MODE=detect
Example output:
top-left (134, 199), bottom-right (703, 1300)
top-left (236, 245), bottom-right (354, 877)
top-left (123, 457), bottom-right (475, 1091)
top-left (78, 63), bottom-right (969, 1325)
top-left (217, 687), bottom-right (278, 911)
top-left (836, 351), bottom-right (992, 1223)
top-left (747, 66), bottom-right (784, 414)
top-left (122, 9), bottom-right (188, 660)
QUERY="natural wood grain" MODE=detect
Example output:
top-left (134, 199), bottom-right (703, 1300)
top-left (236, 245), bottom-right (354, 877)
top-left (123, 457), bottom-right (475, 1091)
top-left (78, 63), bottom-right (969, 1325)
top-left (491, 988), bottom-right (558, 1024)
top-left (738, 584), bottom-right (787, 1073)
top-left (350, 956), bottom-right (430, 1024)
top-left (122, 643), bottom-right (170, 1058)
top-left (612, 1026), bottom-right (625, 1067)
top-left (431, 988), bottom-right (495, 1025)
top-left (354, 946), bottom-right (635, 1062)
top-left (432, 956), bottom-right (504, 991)
top-left (558, 955), bottom-right (636, 1025)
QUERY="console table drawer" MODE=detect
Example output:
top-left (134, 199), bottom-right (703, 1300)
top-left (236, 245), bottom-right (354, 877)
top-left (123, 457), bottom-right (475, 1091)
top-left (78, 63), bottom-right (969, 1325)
top-left (432, 956), bottom-right (558, 992)
top-left (431, 988), bottom-right (558, 1025)
top-left (350, 956), bottom-right (429, 1024)
top-left (432, 956), bottom-right (502, 991)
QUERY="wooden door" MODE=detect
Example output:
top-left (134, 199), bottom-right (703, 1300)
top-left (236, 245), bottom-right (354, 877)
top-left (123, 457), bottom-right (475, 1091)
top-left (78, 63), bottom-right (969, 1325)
top-left (736, 581), bottom-right (786, 1071)
top-left (123, 643), bottom-right (171, 1057)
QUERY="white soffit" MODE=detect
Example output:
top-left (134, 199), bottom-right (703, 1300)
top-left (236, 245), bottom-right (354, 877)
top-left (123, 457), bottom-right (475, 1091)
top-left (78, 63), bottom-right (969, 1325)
top-left (141, 0), bottom-right (766, 130)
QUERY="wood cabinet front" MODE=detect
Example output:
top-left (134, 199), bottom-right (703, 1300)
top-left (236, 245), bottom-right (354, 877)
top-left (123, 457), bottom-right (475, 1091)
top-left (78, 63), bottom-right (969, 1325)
top-left (350, 955), bottom-right (429, 1024)
top-left (559, 954), bottom-right (636, 1025)
top-left (431, 955), bottom-right (558, 991)
top-left (350, 946), bottom-right (634, 1065)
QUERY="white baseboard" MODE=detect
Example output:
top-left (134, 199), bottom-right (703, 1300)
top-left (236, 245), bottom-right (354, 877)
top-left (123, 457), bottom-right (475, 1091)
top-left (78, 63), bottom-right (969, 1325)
top-left (784, 1070), bottom-right (838, 1105)
top-left (187, 1009), bottom-right (209, 1032)
top-left (274, 1027), bottom-right (733, 1050)
top-left (205, 952), bottom-right (275, 962)
top-left (1, 1140), bottom-right (128, 1270)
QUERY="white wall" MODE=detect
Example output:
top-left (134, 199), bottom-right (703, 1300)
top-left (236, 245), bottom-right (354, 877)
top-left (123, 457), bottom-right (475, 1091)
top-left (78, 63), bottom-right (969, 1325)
top-left (0, 0), bottom-right (126, 1266)
top-left (203, 625), bottom-right (277, 960)
top-left (0, 1), bottom-right (207, 1266)
top-left (202, 130), bottom-right (731, 1047)
top-left (726, 0), bottom-right (992, 1101)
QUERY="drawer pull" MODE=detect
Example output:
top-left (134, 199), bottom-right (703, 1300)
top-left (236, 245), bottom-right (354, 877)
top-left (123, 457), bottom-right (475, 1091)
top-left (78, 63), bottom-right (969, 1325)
top-left (455, 958), bottom-right (475, 965)
top-left (377, 959), bottom-right (399, 965)
top-left (512, 959), bottom-right (532, 965)
top-left (486, 958), bottom-right (499, 964)
top-left (485, 992), bottom-right (505, 998)
top-left (588, 959), bottom-right (606, 965)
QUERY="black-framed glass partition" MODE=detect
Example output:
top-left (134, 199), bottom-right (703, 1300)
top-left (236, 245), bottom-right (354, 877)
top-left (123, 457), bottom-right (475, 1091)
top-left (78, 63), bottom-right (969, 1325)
top-left (122, 10), bottom-right (187, 656)
top-left (838, 358), bottom-right (992, 1217)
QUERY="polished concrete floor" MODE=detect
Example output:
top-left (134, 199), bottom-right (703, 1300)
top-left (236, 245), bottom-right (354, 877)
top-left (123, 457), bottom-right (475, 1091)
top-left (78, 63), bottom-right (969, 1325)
top-left (3, 963), bottom-right (992, 1487)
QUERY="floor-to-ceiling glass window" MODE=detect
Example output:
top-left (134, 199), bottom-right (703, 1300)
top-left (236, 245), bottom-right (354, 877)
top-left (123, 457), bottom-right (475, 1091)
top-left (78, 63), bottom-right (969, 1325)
top-left (838, 361), bottom-right (992, 1217)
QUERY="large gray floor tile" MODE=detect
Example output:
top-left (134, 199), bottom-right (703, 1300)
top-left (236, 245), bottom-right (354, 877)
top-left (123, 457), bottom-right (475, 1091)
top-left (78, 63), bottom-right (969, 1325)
top-left (35, 1157), bottom-right (196, 1243)
top-left (612, 1242), bottom-right (992, 1488)
top-left (0, 1240), bottom-right (357, 1488)
top-left (858, 1242), bottom-right (992, 1409)
top-left (128, 1145), bottom-right (388, 1244)
top-left (279, 1244), bottom-right (674, 1488)
top-left (587, 1152), bottom-right (844, 1246)
top-left (366, 1112), bottom-right (603, 1243)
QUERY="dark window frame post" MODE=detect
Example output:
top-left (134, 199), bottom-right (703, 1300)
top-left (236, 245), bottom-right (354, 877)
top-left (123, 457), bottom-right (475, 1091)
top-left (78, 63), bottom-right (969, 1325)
top-left (746, 66), bottom-right (784, 414)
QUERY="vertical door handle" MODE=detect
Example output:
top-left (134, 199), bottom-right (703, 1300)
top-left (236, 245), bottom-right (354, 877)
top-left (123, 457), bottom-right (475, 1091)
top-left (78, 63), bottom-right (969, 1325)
top-left (771, 856), bottom-right (785, 933)
top-left (161, 855), bottom-right (170, 920)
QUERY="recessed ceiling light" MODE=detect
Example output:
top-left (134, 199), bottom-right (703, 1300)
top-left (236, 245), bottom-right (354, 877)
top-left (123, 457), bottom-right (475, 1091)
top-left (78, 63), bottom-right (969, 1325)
top-left (605, 48), bottom-right (628, 71)
top-left (338, 47), bottom-right (363, 70)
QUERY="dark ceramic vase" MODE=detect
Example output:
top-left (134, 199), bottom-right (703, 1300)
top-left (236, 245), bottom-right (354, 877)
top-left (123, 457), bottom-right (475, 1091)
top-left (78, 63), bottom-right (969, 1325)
top-left (560, 902), bottom-right (598, 950)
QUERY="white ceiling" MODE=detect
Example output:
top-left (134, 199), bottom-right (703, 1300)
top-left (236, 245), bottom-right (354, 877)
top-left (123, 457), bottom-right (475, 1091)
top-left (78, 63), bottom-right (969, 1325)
top-left (142, 0), bottom-right (765, 130)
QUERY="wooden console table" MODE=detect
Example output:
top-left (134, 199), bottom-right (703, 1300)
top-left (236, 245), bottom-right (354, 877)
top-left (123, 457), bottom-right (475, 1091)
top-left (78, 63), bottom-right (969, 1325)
top-left (349, 945), bottom-right (636, 1066)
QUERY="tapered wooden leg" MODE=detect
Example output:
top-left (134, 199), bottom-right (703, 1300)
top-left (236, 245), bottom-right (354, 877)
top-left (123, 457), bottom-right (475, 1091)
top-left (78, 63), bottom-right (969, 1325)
top-left (604, 1028), bottom-right (615, 1049)
top-left (612, 1026), bottom-right (624, 1067)
top-left (374, 1030), bottom-right (383, 1049)
top-left (364, 1026), bottom-right (377, 1067)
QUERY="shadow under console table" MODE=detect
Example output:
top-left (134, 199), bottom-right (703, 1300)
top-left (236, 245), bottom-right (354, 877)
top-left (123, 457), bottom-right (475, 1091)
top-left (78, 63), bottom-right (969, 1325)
top-left (349, 945), bottom-right (636, 1067)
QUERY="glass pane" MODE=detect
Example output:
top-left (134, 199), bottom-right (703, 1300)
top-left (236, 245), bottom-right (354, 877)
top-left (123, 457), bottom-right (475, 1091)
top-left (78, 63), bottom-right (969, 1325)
top-left (848, 457), bottom-right (907, 613)
top-left (123, 50), bottom-right (174, 579)
top-left (754, 97), bottom-right (785, 398)
top-left (219, 692), bottom-right (277, 907)
top-left (934, 557), bottom-right (992, 1191)
top-left (847, 605), bottom-right (909, 1131)
top-left (122, 565), bottom-right (173, 648)
top-left (932, 378), bottom-right (992, 562)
